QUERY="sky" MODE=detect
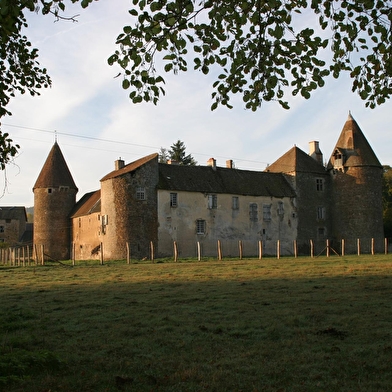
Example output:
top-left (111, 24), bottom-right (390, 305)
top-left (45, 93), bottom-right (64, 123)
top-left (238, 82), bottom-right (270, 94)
top-left (1, 0), bottom-right (391, 207)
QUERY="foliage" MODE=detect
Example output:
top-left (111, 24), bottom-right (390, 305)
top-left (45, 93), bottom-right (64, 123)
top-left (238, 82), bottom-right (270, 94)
top-left (1, 1), bottom-right (392, 167)
top-left (109, 0), bottom-right (392, 111)
top-left (167, 139), bottom-right (197, 165)
top-left (158, 146), bottom-right (169, 163)
top-left (382, 165), bottom-right (392, 237)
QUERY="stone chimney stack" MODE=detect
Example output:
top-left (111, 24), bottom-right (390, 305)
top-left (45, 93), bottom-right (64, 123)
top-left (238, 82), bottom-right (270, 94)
top-left (226, 160), bottom-right (233, 169)
top-left (115, 158), bottom-right (125, 170)
top-left (207, 158), bottom-right (216, 170)
top-left (309, 141), bottom-right (323, 164)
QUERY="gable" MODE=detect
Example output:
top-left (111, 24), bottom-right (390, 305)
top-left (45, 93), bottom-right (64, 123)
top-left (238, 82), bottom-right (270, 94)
top-left (267, 146), bottom-right (326, 175)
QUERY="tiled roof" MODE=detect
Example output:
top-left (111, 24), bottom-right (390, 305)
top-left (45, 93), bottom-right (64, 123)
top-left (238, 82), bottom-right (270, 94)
top-left (0, 206), bottom-right (27, 221)
top-left (33, 142), bottom-right (78, 190)
top-left (158, 164), bottom-right (296, 198)
top-left (20, 222), bottom-right (33, 244)
top-left (70, 190), bottom-right (101, 218)
top-left (266, 146), bottom-right (326, 174)
top-left (100, 153), bottom-right (158, 182)
top-left (327, 113), bottom-right (381, 169)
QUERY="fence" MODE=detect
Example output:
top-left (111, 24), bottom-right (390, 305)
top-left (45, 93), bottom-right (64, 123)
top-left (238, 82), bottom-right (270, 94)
top-left (1, 237), bottom-right (391, 266)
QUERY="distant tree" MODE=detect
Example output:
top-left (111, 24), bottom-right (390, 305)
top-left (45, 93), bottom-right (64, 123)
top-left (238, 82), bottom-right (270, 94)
top-left (382, 165), bottom-right (392, 237)
top-left (158, 147), bottom-right (169, 163)
top-left (168, 140), bottom-right (197, 166)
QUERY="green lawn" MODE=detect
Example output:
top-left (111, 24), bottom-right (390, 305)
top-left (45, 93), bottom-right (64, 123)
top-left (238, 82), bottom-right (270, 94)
top-left (1, 255), bottom-right (392, 391)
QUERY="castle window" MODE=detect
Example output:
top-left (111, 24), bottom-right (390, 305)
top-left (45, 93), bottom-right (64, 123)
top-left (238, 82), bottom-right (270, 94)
top-left (196, 219), bottom-right (206, 235)
top-left (170, 193), bottom-right (178, 207)
top-left (47, 188), bottom-right (52, 194)
top-left (249, 203), bottom-right (258, 222)
top-left (136, 187), bottom-right (146, 200)
top-left (5, 219), bottom-right (11, 224)
top-left (0, 226), bottom-right (4, 233)
top-left (318, 227), bottom-right (326, 236)
top-left (317, 206), bottom-right (326, 220)
top-left (208, 194), bottom-right (217, 209)
top-left (263, 204), bottom-right (272, 221)
top-left (277, 201), bottom-right (284, 216)
top-left (316, 178), bottom-right (324, 191)
top-left (232, 196), bottom-right (239, 210)
top-left (59, 186), bottom-right (69, 192)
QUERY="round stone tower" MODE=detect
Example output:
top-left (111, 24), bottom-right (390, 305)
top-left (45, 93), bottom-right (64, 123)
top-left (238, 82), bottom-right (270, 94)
top-left (327, 113), bottom-right (384, 250)
top-left (33, 142), bottom-right (78, 260)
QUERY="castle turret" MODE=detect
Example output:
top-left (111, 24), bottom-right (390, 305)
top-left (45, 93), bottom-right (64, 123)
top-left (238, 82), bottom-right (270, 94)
top-left (327, 113), bottom-right (384, 249)
top-left (33, 142), bottom-right (78, 260)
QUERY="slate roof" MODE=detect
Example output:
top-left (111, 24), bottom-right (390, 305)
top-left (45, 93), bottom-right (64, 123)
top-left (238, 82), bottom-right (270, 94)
top-left (327, 113), bottom-right (381, 169)
top-left (70, 190), bottom-right (101, 218)
top-left (33, 142), bottom-right (78, 190)
top-left (0, 206), bottom-right (27, 221)
top-left (20, 222), bottom-right (33, 244)
top-left (266, 146), bottom-right (326, 174)
top-left (101, 153), bottom-right (158, 182)
top-left (158, 164), bottom-right (296, 198)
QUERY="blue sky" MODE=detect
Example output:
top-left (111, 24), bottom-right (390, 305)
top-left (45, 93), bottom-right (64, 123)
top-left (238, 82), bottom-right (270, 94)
top-left (1, 0), bottom-right (391, 207)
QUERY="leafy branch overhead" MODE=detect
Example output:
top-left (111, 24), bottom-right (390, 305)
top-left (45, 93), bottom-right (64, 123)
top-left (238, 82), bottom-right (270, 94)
top-left (108, 0), bottom-right (392, 111)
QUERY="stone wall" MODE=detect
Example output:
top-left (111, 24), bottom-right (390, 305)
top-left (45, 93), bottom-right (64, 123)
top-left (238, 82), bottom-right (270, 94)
top-left (33, 187), bottom-right (76, 260)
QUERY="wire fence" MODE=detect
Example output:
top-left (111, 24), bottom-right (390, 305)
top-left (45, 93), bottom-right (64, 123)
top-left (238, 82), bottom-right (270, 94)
top-left (2, 237), bottom-right (390, 266)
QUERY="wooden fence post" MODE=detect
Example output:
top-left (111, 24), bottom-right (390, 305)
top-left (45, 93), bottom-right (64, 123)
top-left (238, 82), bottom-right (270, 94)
top-left (217, 240), bottom-right (222, 261)
top-left (41, 245), bottom-right (44, 265)
top-left (150, 241), bottom-right (154, 262)
top-left (72, 242), bottom-right (76, 266)
top-left (371, 238), bottom-right (375, 255)
top-left (357, 238), bottom-right (361, 256)
top-left (238, 240), bottom-right (243, 260)
top-left (341, 239), bottom-right (345, 256)
top-left (197, 241), bottom-right (201, 261)
top-left (258, 240), bottom-right (263, 260)
top-left (294, 240), bottom-right (297, 258)
top-left (100, 242), bottom-right (104, 265)
top-left (277, 240), bottom-right (280, 259)
top-left (173, 241), bottom-right (178, 262)
top-left (326, 239), bottom-right (330, 257)
top-left (27, 246), bottom-right (30, 266)
top-left (385, 238), bottom-right (388, 255)
top-left (310, 239), bottom-right (314, 258)
top-left (126, 242), bottom-right (130, 264)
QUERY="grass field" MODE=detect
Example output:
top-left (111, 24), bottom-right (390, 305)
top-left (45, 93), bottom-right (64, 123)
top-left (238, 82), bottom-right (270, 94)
top-left (1, 255), bottom-right (392, 391)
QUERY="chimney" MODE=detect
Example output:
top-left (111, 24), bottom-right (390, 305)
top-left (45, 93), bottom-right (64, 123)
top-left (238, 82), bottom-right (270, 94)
top-left (115, 158), bottom-right (125, 170)
top-left (309, 141), bottom-right (323, 164)
top-left (226, 159), bottom-right (233, 169)
top-left (167, 159), bottom-right (179, 165)
top-left (207, 158), bottom-right (216, 170)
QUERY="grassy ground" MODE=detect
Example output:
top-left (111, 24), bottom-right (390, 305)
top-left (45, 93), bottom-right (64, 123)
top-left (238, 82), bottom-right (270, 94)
top-left (1, 255), bottom-right (392, 391)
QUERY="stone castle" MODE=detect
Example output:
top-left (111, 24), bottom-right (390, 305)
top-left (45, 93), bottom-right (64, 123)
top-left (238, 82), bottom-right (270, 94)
top-left (33, 114), bottom-right (384, 260)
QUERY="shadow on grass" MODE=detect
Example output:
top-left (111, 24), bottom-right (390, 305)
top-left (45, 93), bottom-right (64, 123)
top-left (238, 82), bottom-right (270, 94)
top-left (1, 257), bottom-right (392, 391)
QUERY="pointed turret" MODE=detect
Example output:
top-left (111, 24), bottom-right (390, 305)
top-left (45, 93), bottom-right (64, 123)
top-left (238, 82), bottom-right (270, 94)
top-left (33, 142), bottom-right (78, 260)
top-left (328, 113), bottom-right (384, 250)
top-left (33, 142), bottom-right (78, 191)
top-left (328, 113), bottom-right (381, 171)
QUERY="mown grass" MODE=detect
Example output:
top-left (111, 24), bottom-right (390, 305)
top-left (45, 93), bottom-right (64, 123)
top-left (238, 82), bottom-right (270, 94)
top-left (1, 255), bottom-right (392, 391)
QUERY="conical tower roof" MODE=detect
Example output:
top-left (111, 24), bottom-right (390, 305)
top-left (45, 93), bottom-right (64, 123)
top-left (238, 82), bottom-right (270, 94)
top-left (33, 142), bottom-right (78, 190)
top-left (267, 146), bottom-right (326, 174)
top-left (327, 113), bottom-right (381, 169)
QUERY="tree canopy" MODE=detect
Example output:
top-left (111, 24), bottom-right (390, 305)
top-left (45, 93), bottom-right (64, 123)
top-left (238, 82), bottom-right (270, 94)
top-left (0, 0), bottom-right (391, 166)
top-left (159, 140), bottom-right (197, 165)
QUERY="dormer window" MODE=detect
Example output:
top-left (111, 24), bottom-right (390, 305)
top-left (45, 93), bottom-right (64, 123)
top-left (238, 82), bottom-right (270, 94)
top-left (333, 150), bottom-right (344, 169)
